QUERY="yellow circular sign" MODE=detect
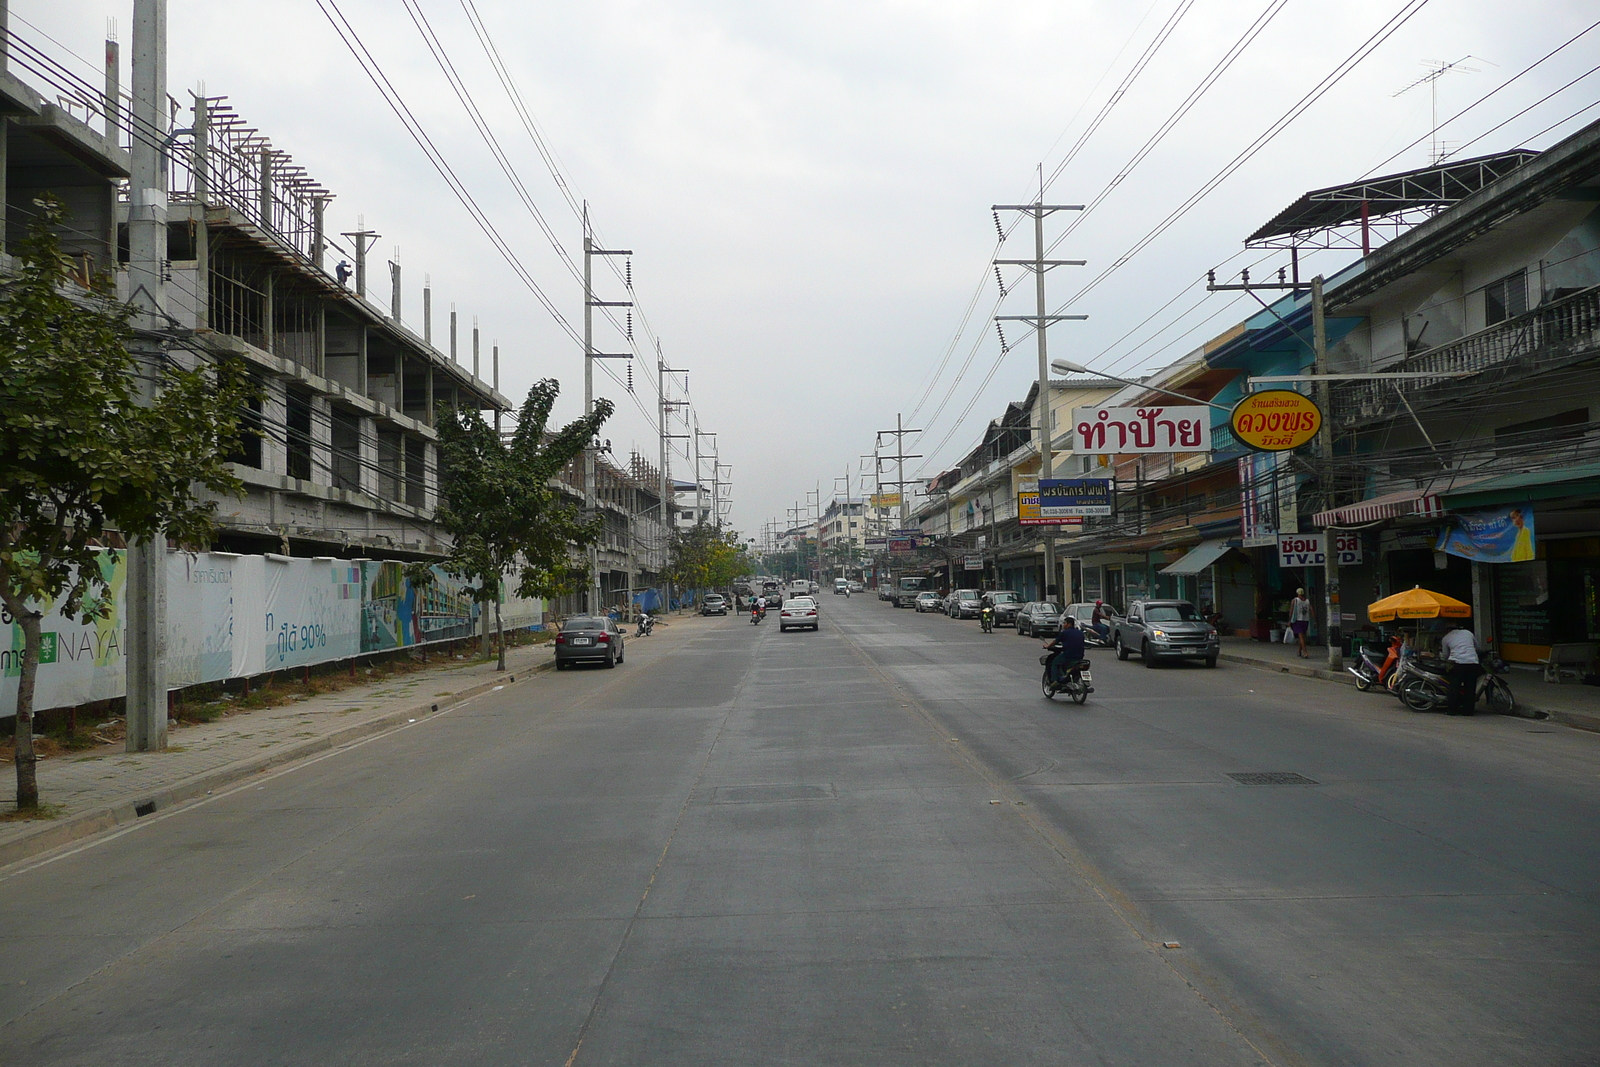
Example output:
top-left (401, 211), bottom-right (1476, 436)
top-left (1230, 389), bottom-right (1322, 452)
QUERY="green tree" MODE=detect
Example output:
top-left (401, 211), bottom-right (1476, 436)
top-left (0, 200), bottom-right (253, 810)
top-left (432, 379), bottom-right (613, 670)
top-left (665, 524), bottom-right (747, 600)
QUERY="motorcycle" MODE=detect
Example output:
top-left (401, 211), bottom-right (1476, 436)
top-left (1347, 634), bottom-right (1403, 691)
top-left (979, 606), bottom-right (995, 633)
top-left (1393, 651), bottom-right (1516, 714)
top-left (1084, 620), bottom-right (1115, 649)
top-left (635, 614), bottom-right (655, 637)
top-left (1041, 653), bottom-right (1092, 704)
top-left (751, 604), bottom-right (766, 626)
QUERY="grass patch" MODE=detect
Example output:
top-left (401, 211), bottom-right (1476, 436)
top-left (1, 803), bottom-right (64, 822)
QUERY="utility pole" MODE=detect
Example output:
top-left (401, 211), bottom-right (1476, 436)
top-left (125, 0), bottom-right (168, 752)
top-left (659, 353), bottom-right (689, 611)
top-left (341, 218), bottom-right (379, 299)
top-left (1312, 275), bottom-right (1342, 671)
top-left (875, 414), bottom-right (923, 528)
top-left (581, 203), bottom-right (631, 613)
top-left (1205, 267), bottom-right (1340, 670)
top-left (694, 428), bottom-right (716, 526)
top-left (993, 186), bottom-right (1086, 602)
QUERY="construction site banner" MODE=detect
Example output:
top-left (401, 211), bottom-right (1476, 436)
top-left (2, 551), bottom-right (537, 718)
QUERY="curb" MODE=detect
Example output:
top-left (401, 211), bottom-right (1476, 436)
top-left (0, 660), bottom-right (552, 872)
top-left (1220, 651), bottom-right (1600, 730)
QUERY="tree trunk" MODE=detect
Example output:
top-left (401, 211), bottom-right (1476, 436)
top-left (495, 597), bottom-right (505, 672)
top-left (13, 609), bottom-right (42, 810)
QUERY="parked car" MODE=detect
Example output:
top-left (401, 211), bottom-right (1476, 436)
top-left (554, 616), bottom-right (626, 669)
top-left (1113, 599), bottom-right (1219, 668)
top-left (779, 596), bottom-right (820, 631)
top-left (947, 589), bottom-right (983, 619)
top-left (981, 590), bottom-right (1025, 627)
top-left (914, 591), bottom-right (943, 612)
top-left (1015, 601), bottom-right (1063, 637)
top-left (700, 593), bottom-right (728, 616)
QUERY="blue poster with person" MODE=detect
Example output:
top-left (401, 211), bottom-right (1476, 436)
top-left (1436, 505), bottom-right (1537, 563)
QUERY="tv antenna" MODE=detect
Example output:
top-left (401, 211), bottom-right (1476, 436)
top-left (1393, 56), bottom-right (1490, 164)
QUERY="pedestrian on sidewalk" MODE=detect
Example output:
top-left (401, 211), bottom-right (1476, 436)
top-left (1289, 588), bottom-right (1312, 658)
top-left (1439, 620), bottom-right (1484, 716)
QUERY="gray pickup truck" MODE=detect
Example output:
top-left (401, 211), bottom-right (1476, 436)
top-left (1113, 599), bottom-right (1220, 668)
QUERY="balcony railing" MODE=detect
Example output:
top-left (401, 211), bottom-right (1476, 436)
top-left (1332, 284), bottom-right (1600, 426)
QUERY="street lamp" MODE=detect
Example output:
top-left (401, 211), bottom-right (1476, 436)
top-left (1050, 358), bottom-right (1232, 411)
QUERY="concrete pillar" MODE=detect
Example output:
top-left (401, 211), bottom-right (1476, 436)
top-left (259, 377), bottom-right (288, 476)
top-left (423, 439), bottom-right (439, 512)
top-left (357, 324), bottom-right (368, 397)
top-left (310, 394), bottom-right (333, 485)
top-left (358, 415), bottom-right (379, 500)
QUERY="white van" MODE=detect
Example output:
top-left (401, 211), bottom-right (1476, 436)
top-left (833, 578), bottom-right (850, 595)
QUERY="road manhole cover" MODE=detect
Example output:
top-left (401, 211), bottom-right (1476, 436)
top-left (1226, 772), bottom-right (1318, 786)
top-left (713, 784), bottom-right (836, 804)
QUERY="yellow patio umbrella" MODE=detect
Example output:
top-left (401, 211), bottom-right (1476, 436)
top-left (1367, 585), bottom-right (1472, 623)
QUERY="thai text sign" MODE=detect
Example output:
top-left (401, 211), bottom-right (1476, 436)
top-left (1436, 505), bottom-right (1536, 563)
top-left (1231, 390), bottom-right (1321, 451)
top-left (1039, 478), bottom-right (1112, 517)
top-left (1018, 492), bottom-right (1081, 527)
top-left (963, 556), bottom-right (983, 570)
top-left (1278, 532), bottom-right (1362, 568)
top-left (870, 492), bottom-right (903, 508)
top-left (1073, 406), bottom-right (1212, 453)
top-left (887, 537), bottom-right (916, 554)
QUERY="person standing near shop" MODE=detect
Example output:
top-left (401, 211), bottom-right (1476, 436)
top-left (1289, 587), bottom-right (1312, 659)
top-left (1440, 620), bottom-right (1484, 716)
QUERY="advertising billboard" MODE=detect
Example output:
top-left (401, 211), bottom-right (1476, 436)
top-left (1039, 478), bottom-right (1112, 517)
top-left (1072, 406), bottom-right (1212, 454)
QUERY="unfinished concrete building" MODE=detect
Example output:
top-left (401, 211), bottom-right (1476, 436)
top-left (3, 20), bottom-right (510, 563)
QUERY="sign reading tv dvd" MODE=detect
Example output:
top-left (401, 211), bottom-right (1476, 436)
top-left (1038, 478), bottom-right (1112, 517)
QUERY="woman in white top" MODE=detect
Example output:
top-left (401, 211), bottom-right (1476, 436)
top-left (1288, 588), bottom-right (1312, 659)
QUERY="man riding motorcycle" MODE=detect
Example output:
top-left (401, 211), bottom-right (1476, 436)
top-left (1089, 600), bottom-right (1112, 644)
top-left (979, 602), bottom-right (996, 633)
top-left (1043, 616), bottom-right (1090, 688)
top-left (751, 595), bottom-right (767, 625)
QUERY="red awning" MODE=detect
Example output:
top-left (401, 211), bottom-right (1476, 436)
top-left (1311, 488), bottom-right (1444, 527)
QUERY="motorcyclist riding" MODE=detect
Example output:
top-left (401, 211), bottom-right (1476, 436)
top-left (979, 602), bottom-right (996, 633)
top-left (1043, 616), bottom-right (1089, 687)
top-left (1089, 600), bottom-right (1112, 644)
top-left (752, 595), bottom-right (767, 625)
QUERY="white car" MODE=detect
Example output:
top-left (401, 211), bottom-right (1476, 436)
top-left (779, 597), bottom-right (820, 631)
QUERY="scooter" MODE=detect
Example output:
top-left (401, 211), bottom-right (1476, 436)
top-left (1347, 634), bottom-right (1403, 691)
top-left (1041, 653), bottom-right (1093, 704)
top-left (635, 614), bottom-right (655, 637)
top-left (979, 606), bottom-right (995, 633)
top-left (1084, 620), bottom-right (1115, 649)
top-left (751, 604), bottom-right (765, 626)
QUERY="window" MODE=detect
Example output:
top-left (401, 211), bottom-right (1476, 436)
top-left (1495, 408), bottom-right (1589, 459)
top-left (286, 390), bottom-right (313, 481)
top-left (331, 409), bottom-right (362, 492)
top-left (1484, 269), bottom-right (1527, 326)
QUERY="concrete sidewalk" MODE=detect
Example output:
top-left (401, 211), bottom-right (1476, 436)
top-left (0, 611), bottom-right (708, 869)
top-left (1218, 635), bottom-right (1600, 731)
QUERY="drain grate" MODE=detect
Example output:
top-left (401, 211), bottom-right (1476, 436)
top-left (714, 784), bottom-right (835, 804)
top-left (1226, 772), bottom-right (1318, 786)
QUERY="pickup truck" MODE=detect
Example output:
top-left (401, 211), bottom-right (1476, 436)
top-left (1113, 599), bottom-right (1220, 668)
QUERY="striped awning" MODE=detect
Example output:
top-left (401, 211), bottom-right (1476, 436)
top-left (1311, 488), bottom-right (1444, 527)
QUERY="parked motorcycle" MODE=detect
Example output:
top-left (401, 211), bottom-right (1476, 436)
top-left (1347, 634), bottom-right (1403, 691)
top-left (635, 614), bottom-right (655, 637)
top-left (1041, 653), bottom-right (1093, 704)
top-left (1393, 652), bottom-right (1515, 714)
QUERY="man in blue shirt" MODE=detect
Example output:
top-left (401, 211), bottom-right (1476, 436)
top-left (1044, 616), bottom-right (1088, 686)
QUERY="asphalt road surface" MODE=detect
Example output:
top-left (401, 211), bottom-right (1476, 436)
top-left (3, 597), bottom-right (1597, 1065)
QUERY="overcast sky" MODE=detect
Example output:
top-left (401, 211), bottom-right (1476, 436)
top-left (28, 1), bottom-right (1600, 536)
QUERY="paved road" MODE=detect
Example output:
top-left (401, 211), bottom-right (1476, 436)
top-left (2, 597), bottom-right (1596, 1065)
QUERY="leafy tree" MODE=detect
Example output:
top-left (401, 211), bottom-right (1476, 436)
top-left (665, 524), bottom-right (747, 600)
top-left (0, 200), bottom-right (253, 810)
top-left (432, 380), bottom-right (613, 670)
